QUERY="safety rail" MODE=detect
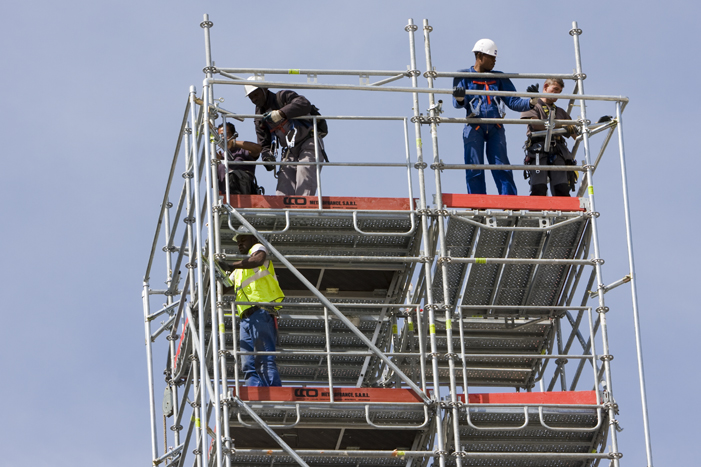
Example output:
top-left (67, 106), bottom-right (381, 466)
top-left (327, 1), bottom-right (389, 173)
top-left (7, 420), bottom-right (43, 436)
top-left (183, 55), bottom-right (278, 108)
top-left (140, 14), bottom-right (652, 467)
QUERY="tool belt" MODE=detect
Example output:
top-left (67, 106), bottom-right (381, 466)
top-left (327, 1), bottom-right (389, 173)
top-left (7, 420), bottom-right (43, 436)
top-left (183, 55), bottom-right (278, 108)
top-left (240, 305), bottom-right (278, 319)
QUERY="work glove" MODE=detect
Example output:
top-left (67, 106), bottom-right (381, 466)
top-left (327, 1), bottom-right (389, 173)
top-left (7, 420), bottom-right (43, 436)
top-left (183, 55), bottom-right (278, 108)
top-left (529, 97), bottom-right (539, 108)
top-left (526, 83), bottom-right (539, 93)
top-left (263, 110), bottom-right (284, 123)
top-left (565, 125), bottom-right (579, 136)
top-left (597, 115), bottom-right (613, 123)
top-left (261, 149), bottom-right (277, 172)
top-left (452, 86), bottom-right (465, 100)
top-left (565, 159), bottom-right (579, 191)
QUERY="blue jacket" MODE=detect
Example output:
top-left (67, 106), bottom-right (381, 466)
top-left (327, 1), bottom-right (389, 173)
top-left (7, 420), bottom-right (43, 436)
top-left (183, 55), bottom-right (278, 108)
top-left (453, 67), bottom-right (531, 119)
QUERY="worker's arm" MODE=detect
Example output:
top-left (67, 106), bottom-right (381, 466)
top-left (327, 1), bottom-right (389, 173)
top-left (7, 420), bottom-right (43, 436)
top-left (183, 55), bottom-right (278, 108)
top-left (231, 140), bottom-right (262, 157)
top-left (276, 90), bottom-right (312, 119)
top-left (224, 250), bottom-right (267, 270)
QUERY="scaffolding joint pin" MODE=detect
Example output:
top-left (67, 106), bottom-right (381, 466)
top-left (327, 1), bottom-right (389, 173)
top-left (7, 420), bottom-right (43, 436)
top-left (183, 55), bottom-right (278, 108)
top-left (200, 20), bottom-right (213, 28)
top-left (569, 27), bottom-right (583, 36)
top-left (185, 262), bottom-right (197, 269)
top-left (414, 162), bottom-right (428, 170)
top-left (596, 306), bottom-right (609, 313)
top-left (437, 256), bottom-right (452, 264)
top-left (574, 72), bottom-right (587, 80)
top-left (182, 171), bottom-right (194, 179)
top-left (591, 258), bottom-right (605, 265)
top-left (404, 24), bottom-right (418, 32)
top-left (430, 161), bottom-right (445, 171)
top-left (600, 354), bottom-right (614, 361)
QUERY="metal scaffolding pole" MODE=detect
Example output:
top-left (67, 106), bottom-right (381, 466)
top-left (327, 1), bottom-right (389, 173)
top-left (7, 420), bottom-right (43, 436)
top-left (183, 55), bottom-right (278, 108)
top-left (406, 17), bottom-right (446, 467)
top-left (571, 21), bottom-right (622, 465)
top-left (422, 19), bottom-right (464, 466)
top-left (188, 86), bottom-right (209, 467)
top-left (616, 101), bottom-right (654, 466)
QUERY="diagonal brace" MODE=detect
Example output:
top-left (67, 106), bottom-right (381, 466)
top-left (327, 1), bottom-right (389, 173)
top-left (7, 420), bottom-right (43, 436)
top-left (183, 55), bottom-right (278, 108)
top-left (227, 206), bottom-right (431, 404)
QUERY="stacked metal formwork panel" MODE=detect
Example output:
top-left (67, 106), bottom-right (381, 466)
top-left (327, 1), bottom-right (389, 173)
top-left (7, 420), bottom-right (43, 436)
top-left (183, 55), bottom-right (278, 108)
top-left (141, 14), bottom-right (652, 467)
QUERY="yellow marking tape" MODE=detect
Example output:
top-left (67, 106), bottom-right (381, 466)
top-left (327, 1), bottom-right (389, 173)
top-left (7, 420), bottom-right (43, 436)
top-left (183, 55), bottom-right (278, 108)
top-left (219, 323), bottom-right (225, 333)
top-left (429, 324), bottom-right (436, 335)
top-left (416, 138), bottom-right (422, 148)
top-left (475, 258), bottom-right (487, 264)
top-left (445, 319), bottom-right (452, 330)
top-left (289, 69), bottom-right (300, 74)
top-left (408, 323), bottom-right (414, 331)
top-left (392, 324), bottom-right (398, 334)
top-left (588, 186), bottom-right (594, 195)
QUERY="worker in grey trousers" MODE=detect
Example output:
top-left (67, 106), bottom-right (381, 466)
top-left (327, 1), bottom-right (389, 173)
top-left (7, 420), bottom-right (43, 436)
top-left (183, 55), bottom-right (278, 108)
top-left (245, 78), bottom-right (326, 196)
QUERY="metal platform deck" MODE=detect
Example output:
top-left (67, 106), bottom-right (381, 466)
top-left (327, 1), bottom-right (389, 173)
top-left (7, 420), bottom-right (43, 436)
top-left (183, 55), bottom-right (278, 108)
top-left (227, 387), bottom-right (432, 467)
top-left (445, 391), bottom-right (608, 467)
top-left (415, 204), bottom-right (590, 388)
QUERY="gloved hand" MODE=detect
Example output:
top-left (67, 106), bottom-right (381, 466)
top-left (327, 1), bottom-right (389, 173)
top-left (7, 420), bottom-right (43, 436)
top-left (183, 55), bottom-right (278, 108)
top-left (263, 110), bottom-right (285, 123)
top-left (597, 115), bottom-right (613, 123)
top-left (452, 86), bottom-right (465, 100)
top-left (565, 124), bottom-right (579, 136)
top-left (526, 83), bottom-right (539, 93)
top-left (261, 150), bottom-right (276, 172)
top-left (565, 158), bottom-right (579, 191)
top-left (529, 97), bottom-right (539, 108)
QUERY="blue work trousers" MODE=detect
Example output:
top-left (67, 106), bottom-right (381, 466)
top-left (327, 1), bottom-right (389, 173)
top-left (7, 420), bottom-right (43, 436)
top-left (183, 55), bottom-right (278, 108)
top-left (239, 307), bottom-right (282, 387)
top-left (463, 124), bottom-right (517, 195)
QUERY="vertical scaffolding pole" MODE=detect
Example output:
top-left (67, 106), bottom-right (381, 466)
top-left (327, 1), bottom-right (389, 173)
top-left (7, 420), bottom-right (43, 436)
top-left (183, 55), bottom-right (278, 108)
top-left (202, 82), bottom-right (224, 467)
top-left (615, 102), bottom-right (654, 467)
top-left (163, 200), bottom-right (181, 449)
top-left (406, 18), bottom-right (446, 467)
top-left (571, 22), bottom-right (621, 465)
top-left (142, 282), bottom-right (159, 461)
top-left (188, 86), bottom-right (209, 467)
top-left (423, 19), bottom-right (463, 465)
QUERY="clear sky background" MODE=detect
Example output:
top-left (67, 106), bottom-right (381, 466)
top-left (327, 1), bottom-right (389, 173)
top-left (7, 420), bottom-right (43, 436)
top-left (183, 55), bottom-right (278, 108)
top-left (1, 1), bottom-right (698, 465)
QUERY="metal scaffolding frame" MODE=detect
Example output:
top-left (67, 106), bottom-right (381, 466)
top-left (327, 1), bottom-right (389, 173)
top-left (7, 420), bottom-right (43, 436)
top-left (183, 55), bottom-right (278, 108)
top-left (141, 14), bottom-right (652, 467)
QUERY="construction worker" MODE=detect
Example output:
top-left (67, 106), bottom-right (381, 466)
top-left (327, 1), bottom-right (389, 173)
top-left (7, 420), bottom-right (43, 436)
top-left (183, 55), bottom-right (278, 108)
top-left (221, 229), bottom-right (285, 387)
top-left (216, 122), bottom-right (263, 195)
top-left (245, 77), bottom-right (327, 196)
top-left (453, 39), bottom-right (537, 195)
top-left (521, 79), bottom-right (578, 196)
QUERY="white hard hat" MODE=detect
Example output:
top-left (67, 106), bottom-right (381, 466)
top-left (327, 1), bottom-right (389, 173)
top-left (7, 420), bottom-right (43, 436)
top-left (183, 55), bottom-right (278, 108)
top-left (472, 39), bottom-right (498, 57)
top-left (232, 226), bottom-right (254, 241)
top-left (244, 76), bottom-right (262, 96)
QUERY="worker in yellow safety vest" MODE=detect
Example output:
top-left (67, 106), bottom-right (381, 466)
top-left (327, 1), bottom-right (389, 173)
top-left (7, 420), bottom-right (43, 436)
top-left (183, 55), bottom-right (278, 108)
top-left (221, 229), bottom-right (284, 387)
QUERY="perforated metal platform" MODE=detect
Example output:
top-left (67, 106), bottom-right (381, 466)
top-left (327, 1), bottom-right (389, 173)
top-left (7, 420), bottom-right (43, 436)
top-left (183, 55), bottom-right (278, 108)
top-left (417, 212), bottom-right (589, 388)
top-left (445, 391), bottom-right (607, 467)
top-left (397, 316), bottom-right (554, 388)
top-left (228, 387), bottom-right (431, 467)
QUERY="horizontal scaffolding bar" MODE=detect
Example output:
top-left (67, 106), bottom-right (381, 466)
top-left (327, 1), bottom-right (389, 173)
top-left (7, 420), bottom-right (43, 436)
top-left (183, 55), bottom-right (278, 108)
top-left (433, 71), bottom-right (579, 80)
top-left (439, 164), bottom-right (584, 171)
top-left (220, 300), bottom-right (590, 311)
top-left (441, 257), bottom-right (596, 265)
top-left (208, 78), bottom-right (629, 103)
top-left (222, 113), bottom-right (406, 121)
top-left (231, 450), bottom-right (617, 460)
top-left (230, 350), bottom-right (596, 359)
top-left (217, 68), bottom-right (412, 77)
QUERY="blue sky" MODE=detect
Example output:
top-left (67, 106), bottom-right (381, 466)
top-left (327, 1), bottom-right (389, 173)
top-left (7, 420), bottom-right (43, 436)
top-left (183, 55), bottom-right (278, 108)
top-left (1, 1), bottom-right (698, 465)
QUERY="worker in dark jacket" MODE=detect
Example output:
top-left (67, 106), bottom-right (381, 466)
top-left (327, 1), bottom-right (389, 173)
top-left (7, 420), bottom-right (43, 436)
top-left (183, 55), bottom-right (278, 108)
top-left (520, 79), bottom-right (578, 196)
top-left (453, 39), bottom-right (536, 195)
top-left (245, 78), bottom-right (326, 196)
top-left (216, 122), bottom-right (263, 195)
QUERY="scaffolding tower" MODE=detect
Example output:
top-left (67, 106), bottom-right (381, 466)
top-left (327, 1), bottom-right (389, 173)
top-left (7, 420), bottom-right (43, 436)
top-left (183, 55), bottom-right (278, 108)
top-left (141, 15), bottom-right (653, 467)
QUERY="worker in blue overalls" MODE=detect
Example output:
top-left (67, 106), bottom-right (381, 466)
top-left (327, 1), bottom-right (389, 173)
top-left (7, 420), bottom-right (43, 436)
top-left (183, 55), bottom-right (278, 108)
top-left (453, 39), bottom-right (536, 195)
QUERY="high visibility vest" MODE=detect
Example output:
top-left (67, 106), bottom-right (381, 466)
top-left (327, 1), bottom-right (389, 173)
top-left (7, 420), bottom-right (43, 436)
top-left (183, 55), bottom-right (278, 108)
top-left (231, 245), bottom-right (285, 317)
